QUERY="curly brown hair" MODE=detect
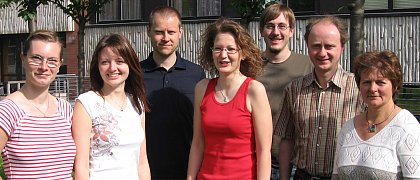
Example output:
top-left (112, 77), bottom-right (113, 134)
top-left (199, 18), bottom-right (263, 78)
top-left (354, 50), bottom-right (403, 101)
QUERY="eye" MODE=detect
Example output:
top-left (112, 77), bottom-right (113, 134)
top-left (265, 24), bottom-right (275, 29)
top-left (212, 47), bottom-right (222, 52)
top-left (31, 55), bottom-right (42, 61)
top-left (100, 60), bottom-right (109, 65)
top-left (116, 58), bottom-right (126, 64)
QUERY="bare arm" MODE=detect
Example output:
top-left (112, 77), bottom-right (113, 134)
top-left (72, 100), bottom-right (92, 180)
top-left (278, 139), bottom-right (294, 180)
top-left (248, 80), bottom-right (272, 180)
top-left (138, 112), bottom-right (151, 179)
top-left (186, 79), bottom-right (208, 180)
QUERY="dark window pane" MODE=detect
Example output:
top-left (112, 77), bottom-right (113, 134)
top-left (197, 0), bottom-right (221, 16)
top-left (99, 0), bottom-right (120, 21)
top-left (288, 0), bottom-right (315, 12)
top-left (122, 0), bottom-right (142, 20)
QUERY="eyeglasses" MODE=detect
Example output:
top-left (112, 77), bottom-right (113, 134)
top-left (27, 55), bottom-right (61, 68)
top-left (264, 24), bottom-right (290, 31)
top-left (211, 47), bottom-right (240, 54)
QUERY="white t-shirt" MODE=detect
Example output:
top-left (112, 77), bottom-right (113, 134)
top-left (333, 109), bottom-right (420, 179)
top-left (77, 91), bottom-right (145, 179)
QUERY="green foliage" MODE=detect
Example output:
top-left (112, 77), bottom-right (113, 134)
top-left (51, 0), bottom-right (113, 24)
top-left (230, 0), bottom-right (279, 28)
top-left (0, 0), bottom-right (48, 21)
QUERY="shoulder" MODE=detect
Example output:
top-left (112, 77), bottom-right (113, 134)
top-left (248, 79), bottom-right (267, 97)
top-left (195, 78), bottom-right (210, 91)
top-left (181, 58), bottom-right (203, 70)
top-left (291, 52), bottom-right (310, 60)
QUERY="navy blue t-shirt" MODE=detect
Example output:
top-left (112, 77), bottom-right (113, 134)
top-left (140, 51), bottom-right (205, 179)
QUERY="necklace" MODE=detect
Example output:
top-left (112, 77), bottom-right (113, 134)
top-left (219, 90), bottom-right (228, 102)
top-left (21, 90), bottom-right (50, 116)
top-left (366, 105), bottom-right (395, 133)
top-left (119, 93), bottom-right (126, 111)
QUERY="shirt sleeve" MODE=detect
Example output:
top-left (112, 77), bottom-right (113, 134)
top-left (0, 100), bottom-right (19, 137)
top-left (397, 115), bottom-right (420, 178)
top-left (273, 86), bottom-right (295, 139)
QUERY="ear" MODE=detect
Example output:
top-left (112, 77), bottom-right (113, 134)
top-left (179, 26), bottom-right (183, 39)
top-left (20, 53), bottom-right (25, 62)
top-left (146, 27), bottom-right (151, 37)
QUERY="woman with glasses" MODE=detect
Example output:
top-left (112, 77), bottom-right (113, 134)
top-left (0, 30), bottom-right (75, 179)
top-left (72, 34), bottom-right (150, 179)
top-left (187, 18), bottom-right (272, 179)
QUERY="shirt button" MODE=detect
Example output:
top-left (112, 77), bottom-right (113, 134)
top-left (165, 80), bottom-right (169, 83)
top-left (318, 126), bottom-right (322, 130)
top-left (316, 144), bottom-right (320, 147)
top-left (315, 162), bottom-right (318, 165)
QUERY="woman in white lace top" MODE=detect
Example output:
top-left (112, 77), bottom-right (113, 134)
top-left (332, 50), bottom-right (420, 179)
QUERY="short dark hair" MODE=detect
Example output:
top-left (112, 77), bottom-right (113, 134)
top-left (148, 6), bottom-right (181, 28)
top-left (90, 34), bottom-right (149, 112)
top-left (354, 50), bottom-right (403, 101)
top-left (23, 30), bottom-right (63, 58)
top-left (304, 16), bottom-right (349, 46)
top-left (259, 3), bottom-right (296, 32)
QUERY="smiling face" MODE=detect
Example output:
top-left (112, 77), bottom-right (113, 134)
top-left (360, 69), bottom-right (395, 109)
top-left (98, 47), bottom-right (129, 90)
top-left (22, 40), bottom-right (62, 88)
top-left (307, 21), bottom-right (343, 75)
top-left (212, 32), bottom-right (242, 75)
top-left (261, 13), bottom-right (294, 54)
top-left (147, 14), bottom-right (182, 58)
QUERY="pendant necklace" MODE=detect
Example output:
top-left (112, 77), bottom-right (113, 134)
top-left (119, 93), bottom-right (126, 111)
top-left (21, 90), bottom-right (50, 116)
top-left (366, 105), bottom-right (395, 133)
top-left (219, 90), bottom-right (228, 102)
top-left (216, 84), bottom-right (228, 102)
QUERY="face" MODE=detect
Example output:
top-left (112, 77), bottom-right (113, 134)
top-left (212, 32), bottom-right (242, 75)
top-left (261, 13), bottom-right (294, 54)
top-left (21, 40), bottom-right (62, 87)
top-left (147, 14), bottom-right (182, 57)
top-left (360, 69), bottom-right (394, 108)
top-left (98, 47), bottom-right (129, 90)
top-left (307, 22), bottom-right (343, 74)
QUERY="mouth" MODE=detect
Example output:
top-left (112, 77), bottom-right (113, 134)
top-left (107, 73), bottom-right (120, 79)
top-left (218, 60), bottom-right (230, 67)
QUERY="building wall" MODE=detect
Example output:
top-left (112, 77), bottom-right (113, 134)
top-left (0, 2), bottom-right (74, 34)
top-left (84, 15), bottom-right (419, 83)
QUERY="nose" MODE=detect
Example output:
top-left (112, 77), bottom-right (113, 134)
top-left (38, 60), bottom-right (49, 70)
top-left (318, 47), bottom-right (327, 57)
top-left (162, 31), bottom-right (170, 41)
top-left (272, 26), bottom-right (281, 35)
top-left (109, 61), bottom-right (117, 71)
top-left (369, 82), bottom-right (378, 92)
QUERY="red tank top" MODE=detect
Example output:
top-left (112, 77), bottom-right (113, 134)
top-left (198, 77), bottom-right (256, 180)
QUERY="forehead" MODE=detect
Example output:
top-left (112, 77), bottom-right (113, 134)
top-left (214, 32), bottom-right (237, 45)
top-left (151, 14), bottom-right (180, 29)
top-left (27, 40), bottom-right (61, 55)
top-left (308, 22), bottom-right (340, 43)
top-left (267, 13), bottom-right (289, 24)
top-left (361, 68), bottom-right (386, 79)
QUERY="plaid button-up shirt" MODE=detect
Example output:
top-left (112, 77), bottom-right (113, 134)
top-left (274, 66), bottom-right (364, 177)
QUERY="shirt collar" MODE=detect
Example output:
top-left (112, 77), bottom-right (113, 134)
top-left (142, 51), bottom-right (187, 72)
top-left (304, 65), bottom-right (345, 89)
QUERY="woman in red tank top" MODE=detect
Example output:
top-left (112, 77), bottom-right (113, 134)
top-left (187, 18), bottom-right (272, 180)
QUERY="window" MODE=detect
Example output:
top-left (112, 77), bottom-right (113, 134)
top-left (197, 0), bottom-right (221, 17)
top-left (171, 0), bottom-right (196, 17)
top-left (99, 0), bottom-right (142, 22)
top-left (365, 0), bottom-right (420, 10)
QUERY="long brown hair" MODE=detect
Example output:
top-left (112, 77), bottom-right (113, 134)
top-left (90, 34), bottom-right (149, 112)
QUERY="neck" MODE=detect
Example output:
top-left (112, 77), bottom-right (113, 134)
top-left (153, 51), bottom-right (177, 70)
top-left (20, 85), bottom-right (50, 103)
top-left (366, 103), bottom-right (396, 124)
top-left (314, 66), bottom-right (338, 89)
top-left (263, 49), bottom-right (291, 63)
